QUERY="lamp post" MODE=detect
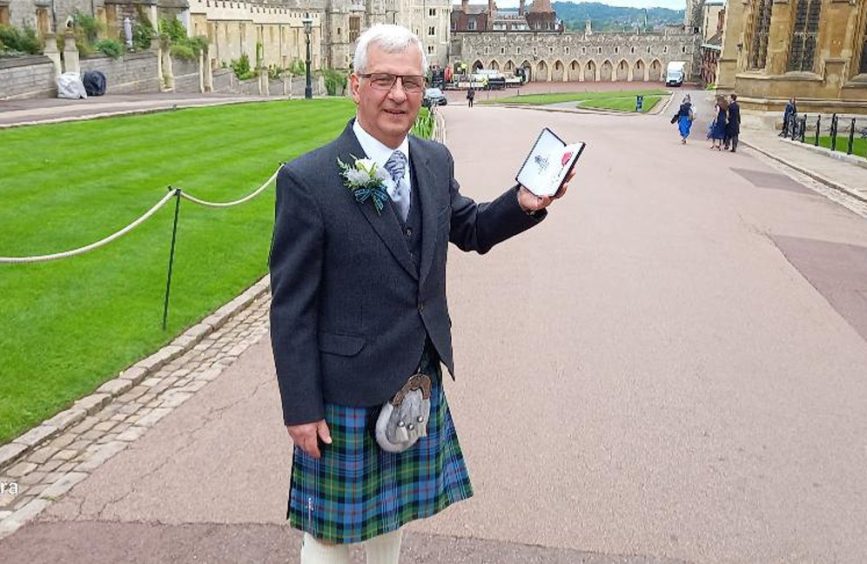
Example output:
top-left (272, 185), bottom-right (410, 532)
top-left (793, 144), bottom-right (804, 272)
top-left (302, 17), bottom-right (313, 99)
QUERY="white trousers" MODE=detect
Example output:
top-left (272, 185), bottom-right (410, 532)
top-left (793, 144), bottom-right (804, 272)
top-left (300, 529), bottom-right (402, 564)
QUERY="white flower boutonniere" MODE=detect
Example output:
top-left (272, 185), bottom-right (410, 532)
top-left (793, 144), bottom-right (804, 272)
top-left (337, 155), bottom-right (391, 214)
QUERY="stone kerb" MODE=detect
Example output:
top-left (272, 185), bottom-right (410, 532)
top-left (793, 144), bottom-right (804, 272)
top-left (80, 52), bottom-right (161, 94)
top-left (0, 276), bottom-right (271, 472)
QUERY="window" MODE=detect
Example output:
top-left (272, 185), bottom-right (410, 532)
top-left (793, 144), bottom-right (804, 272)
top-left (788, 0), bottom-right (822, 72)
top-left (468, 19), bottom-right (476, 31)
top-left (428, 26), bottom-right (435, 36)
top-left (582, 46), bottom-right (586, 54)
top-left (533, 47), bottom-right (537, 55)
top-left (427, 45), bottom-right (434, 54)
top-left (614, 47), bottom-right (619, 53)
top-left (549, 47), bottom-right (554, 54)
top-left (682, 45), bottom-right (686, 53)
top-left (565, 47), bottom-right (569, 55)
top-left (516, 47), bottom-right (521, 54)
top-left (500, 47), bottom-right (505, 54)
top-left (597, 47), bottom-right (602, 54)
top-left (861, 14), bottom-right (867, 74)
top-left (631, 46), bottom-right (635, 54)
top-left (429, 8), bottom-right (436, 16)
top-left (485, 46), bottom-right (490, 54)
top-left (349, 16), bottom-right (360, 42)
top-left (663, 46), bottom-right (668, 53)
top-left (647, 46), bottom-right (651, 54)
top-left (749, 0), bottom-right (772, 70)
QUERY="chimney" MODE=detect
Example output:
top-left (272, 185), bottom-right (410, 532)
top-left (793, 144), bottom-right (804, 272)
top-left (519, 0), bottom-right (525, 16)
top-left (462, 0), bottom-right (469, 12)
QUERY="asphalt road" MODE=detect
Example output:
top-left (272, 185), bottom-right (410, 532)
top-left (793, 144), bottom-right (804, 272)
top-left (3, 98), bottom-right (867, 563)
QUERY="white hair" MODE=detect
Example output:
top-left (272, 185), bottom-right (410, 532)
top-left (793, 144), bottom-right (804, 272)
top-left (353, 24), bottom-right (428, 75)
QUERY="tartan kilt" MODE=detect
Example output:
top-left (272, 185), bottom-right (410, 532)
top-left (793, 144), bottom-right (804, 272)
top-left (287, 361), bottom-right (473, 544)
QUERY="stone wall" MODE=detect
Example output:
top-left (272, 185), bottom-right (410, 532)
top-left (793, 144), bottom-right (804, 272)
top-left (79, 51), bottom-right (160, 94)
top-left (0, 56), bottom-right (57, 99)
top-left (171, 56), bottom-right (201, 93)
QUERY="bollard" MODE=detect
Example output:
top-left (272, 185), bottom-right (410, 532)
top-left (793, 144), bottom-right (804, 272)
top-left (830, 114), bottom-right (838, 152)
top-left (848, 117), bottom-right (856, 155)
top-left (815, 115), bottom-right (821, 147)
top-left (800, 115), bottom-right (807, 143)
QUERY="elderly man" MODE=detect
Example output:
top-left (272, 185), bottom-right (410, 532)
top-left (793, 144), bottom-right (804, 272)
top-left (269, 24), bottom-right (569, 564)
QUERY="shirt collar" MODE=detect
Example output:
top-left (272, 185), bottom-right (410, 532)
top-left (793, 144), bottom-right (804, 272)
top-left (352, 119), bottom-right (410, 173)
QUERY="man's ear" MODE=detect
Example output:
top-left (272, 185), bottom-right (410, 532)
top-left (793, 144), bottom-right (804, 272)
top-left (350, 73), bottom-right (361, 104)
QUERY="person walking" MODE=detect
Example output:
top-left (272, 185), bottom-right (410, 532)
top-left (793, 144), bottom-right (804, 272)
top-left (674, 94), bottom-right (694, 144)
top-left (269, 23), bottom-right (571, 564)
top-left (726, 94), bottom-right (741, 152)
top-left (710, 95), bottom-right (728, 150)
top-left (466, 85), bottom-right (475, 108)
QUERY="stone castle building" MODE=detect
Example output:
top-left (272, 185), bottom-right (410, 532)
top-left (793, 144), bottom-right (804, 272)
top-left (450, 25), bottom-right (701, 83)
top-left (717, 0), bottom-right (867, 115)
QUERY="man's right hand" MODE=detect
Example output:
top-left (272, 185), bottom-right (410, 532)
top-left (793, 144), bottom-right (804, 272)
top-left (287, 419), bottom-right (332, 459)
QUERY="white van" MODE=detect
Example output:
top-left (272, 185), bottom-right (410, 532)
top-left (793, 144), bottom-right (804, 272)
top-left (665, 61), bottom-right (686, 86)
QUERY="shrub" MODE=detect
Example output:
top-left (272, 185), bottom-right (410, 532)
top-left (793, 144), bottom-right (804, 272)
top-left (133, 19), bottom-right (155, 51)
top-left (0, 24), bottom-right (41, 55)
top-left (95, 39), bottom-right (123, 59)
top-left (170, 43), bottom-right (195, 61)
top-left (321, 68), bottom-right (348, 96)
top-left (230, 54), bottom-right (255, 80)
top-left (159, 16), bottom-right (186, 43)
top-left (287, 58), bottom-right (306, 76)
top-left (73, 10), bottom-right (104, 45)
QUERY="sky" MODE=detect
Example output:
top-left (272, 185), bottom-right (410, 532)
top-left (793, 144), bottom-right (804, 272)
top-left (475, 0), bottom-right (687, 10)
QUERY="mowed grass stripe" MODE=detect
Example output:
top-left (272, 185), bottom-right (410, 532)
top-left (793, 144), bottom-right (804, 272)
top-left (0, 99), bottom-right (356, 444)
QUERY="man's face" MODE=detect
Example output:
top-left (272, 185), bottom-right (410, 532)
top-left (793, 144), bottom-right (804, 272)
top-left (351, 43), bottom-right (424, 149)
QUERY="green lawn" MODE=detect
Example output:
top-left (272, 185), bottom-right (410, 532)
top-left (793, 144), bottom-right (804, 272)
top-left (0, 99), bottom-right (356, 444)
top-left (816, 135), bottom-right (867, 159)
top-left (483, 89), bottom-right (668, 113)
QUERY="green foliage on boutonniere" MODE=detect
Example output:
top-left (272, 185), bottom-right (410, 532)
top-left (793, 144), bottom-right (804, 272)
top-left (337, 155), bottom-right (391, 214)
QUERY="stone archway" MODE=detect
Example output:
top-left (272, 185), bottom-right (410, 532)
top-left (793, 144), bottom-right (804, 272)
top-left (616, 59), bottom-right (629, 81)
top-left (649, 59), bottom-right (662, 81)
top-left (472, 60), bottom-right (484, 71)
top-left (521, 60), bottom-right (532, 82)
top-left (634, 59), bottom-right (646, 82)
top-left (569, 59), bottom-right (580, 82)
top-left (584, 60), bottom-right (596, 82)
top-left (600, 60), bottom-right (613, 81)
top-left (552, 60), bottom-right (565, 81)
top-left (505, 60), bottom-right (515, 72)
top-left (490, 59), bottom-right (500, 71)
top-left (536, 60), bottom-right (549, 82)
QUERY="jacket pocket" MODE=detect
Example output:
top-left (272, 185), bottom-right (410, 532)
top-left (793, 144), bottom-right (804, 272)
top-left (318, 332), bottom-right (366, 356)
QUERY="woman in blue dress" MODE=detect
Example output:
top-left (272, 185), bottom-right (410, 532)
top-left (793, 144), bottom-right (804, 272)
top-left (675, 94), bottom-right (694, 144)
top-left (711, 95), bottom-right (728, 150)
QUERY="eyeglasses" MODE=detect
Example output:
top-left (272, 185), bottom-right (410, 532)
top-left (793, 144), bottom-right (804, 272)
top-left (359, 73), bottom-right (425, 94)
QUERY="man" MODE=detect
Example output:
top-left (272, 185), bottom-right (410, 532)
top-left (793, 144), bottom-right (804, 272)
top-left (466, 85), bottom-right (475, 108)
top-left (269, 24), bottom-right (570, 564)
top-left (725, 93), bottom-right (741, 152)
top-left (780, 96), bottom-right (797, 137)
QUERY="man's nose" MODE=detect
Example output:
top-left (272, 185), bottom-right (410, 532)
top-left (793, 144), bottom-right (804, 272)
top-left (388, 78), bottom-right (408, 102)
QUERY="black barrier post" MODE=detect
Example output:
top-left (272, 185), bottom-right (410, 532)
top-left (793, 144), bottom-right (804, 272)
top-left (830, 114), bottom-right (838, 152)
top-left (162, 187), bottom-right (181, 331)
top-left (848, 118), bottom-right (856, 155)
top-left (815, 115), bottom-right (821, 147)
top-left (800, 115), bottom-right (807, 142)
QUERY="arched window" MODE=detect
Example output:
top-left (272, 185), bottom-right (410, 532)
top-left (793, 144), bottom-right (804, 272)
top-left (749, 0), bottom-right (773, 69)
top-left (788, 0), bottom-right (822, 72)
top-left (861, 11), bottom-right (867, 74)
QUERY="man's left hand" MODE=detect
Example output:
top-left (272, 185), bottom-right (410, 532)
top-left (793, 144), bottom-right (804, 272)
top-left (517, 169), bottom-right (574, 213)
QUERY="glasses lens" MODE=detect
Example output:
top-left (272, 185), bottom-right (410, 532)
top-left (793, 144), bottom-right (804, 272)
top-left (402, 77), bottom-right (424, 93)
top-left (370, 74), bottom-right (395, 89)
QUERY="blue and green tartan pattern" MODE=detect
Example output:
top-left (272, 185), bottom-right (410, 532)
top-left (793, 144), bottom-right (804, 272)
top-left (287, 362), bottom-right (473, 544)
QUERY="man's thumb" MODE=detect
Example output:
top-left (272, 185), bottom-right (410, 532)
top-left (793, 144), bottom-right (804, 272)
top-left (318, 421), bottom-right (332, 444)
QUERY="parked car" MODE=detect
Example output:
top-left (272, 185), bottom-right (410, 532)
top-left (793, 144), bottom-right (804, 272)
top-left (423, 87), bottom-right (447, 107)
top-left (665, 61), bottom-right (686, 86)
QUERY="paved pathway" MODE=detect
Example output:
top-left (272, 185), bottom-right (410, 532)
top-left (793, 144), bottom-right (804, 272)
top-left (2, 92), bottom-right (867, 562)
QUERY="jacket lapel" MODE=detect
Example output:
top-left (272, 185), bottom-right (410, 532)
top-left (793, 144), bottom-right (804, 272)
top-left (337, 121), bottom-right (418, 281)
top-left (410, 137), bottom-right (439, 286)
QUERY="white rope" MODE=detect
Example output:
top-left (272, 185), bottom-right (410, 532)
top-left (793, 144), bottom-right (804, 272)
top-left (0, 166), bottom-right (282, 264)
top-left (0, 190), bottom-right (179, 264)
top-left (178, 167), bottom-right (280, 208)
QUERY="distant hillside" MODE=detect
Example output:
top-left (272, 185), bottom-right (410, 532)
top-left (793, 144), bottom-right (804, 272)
top-left (551, 2), bottom-right (684, 32)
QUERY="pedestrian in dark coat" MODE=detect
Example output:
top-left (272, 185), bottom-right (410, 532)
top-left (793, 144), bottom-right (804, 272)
top-left (466, 86), bottom-right (475, 108)
top-left (780, 97), bottom-right (797, 137)
top-left (710, 95), bottom-right (728, 150)
top-left (726, 94), bottom-right (741, 152)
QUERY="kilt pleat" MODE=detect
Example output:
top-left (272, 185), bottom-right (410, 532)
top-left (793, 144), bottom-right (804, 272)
top-left (287, 364), bottom-right (473, 544)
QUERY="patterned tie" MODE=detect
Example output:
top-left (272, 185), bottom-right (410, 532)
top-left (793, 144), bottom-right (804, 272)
top-left (383, 150), bottom-right (409, 221)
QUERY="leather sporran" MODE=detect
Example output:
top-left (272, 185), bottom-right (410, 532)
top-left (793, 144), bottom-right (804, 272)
top-left (375, 373), bottom-right (432, 453)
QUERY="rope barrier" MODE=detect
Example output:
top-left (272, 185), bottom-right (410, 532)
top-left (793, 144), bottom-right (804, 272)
top-left (0, 166), bottom-right (281, 264)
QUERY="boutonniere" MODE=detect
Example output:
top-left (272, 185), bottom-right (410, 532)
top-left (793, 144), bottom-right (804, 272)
top-left (337, 155), bottom-right (391, 214)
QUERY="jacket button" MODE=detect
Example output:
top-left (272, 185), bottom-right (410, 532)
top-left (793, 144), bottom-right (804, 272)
top-left (418, 302), bottom-right (425, 312)
top-left (405, 228), bottom-right (412, 237)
